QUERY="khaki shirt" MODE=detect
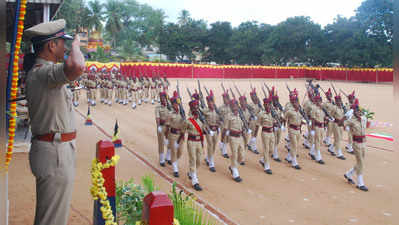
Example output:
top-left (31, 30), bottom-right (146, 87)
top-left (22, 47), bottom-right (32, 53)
top-left (167, 111), bottom-right (185, 129)
top-left (344, 116), bottom-right (367, 136)
top-left (219, 104), bottom-right (231, 118)
top-left (26, 58), bottom-right (75, 135)
top-left (257, 110), bottom-right (275, 127)
top-left (330, 104), bottom-right (345, 120)
top-left (284, 102), bottom-right (294, 113)
top-left (285, 108), bottom-right (303, 126)
top-left (183, 117), bottom-right (205, 135)
top-left (225, 112), bottom-right (243, 132)
top-left (310, 105), bottom-right (325, 123)
top-left (322, 101), bottom-right (334, 115)
top-left (155, 104), bottom-right (169, 121)
top-left (303, 99), bottom-right (313, 116)
top-left (203, 108), bottom-right (220, 127)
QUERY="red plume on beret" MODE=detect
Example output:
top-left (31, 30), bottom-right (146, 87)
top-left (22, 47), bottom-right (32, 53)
top-left (239, 95), bottom-right (246, 102)
top-left (230, 99), bottom-right (238, 106)
top-left (334, 94), bottom-right (341, 101)
top-left (348, 90), bottom-right (355, 99)
top-left (222, 89), bottom-right (229, 98)
top-left (326, 88), bottom-right (332, 97)
top-left (206, 90), bottom-right (214, 102)
top-left (191, 92), bottom-right (199, 101)
top-left (250, 88), bottom-right (256, 96)
top-left (270, 86), bottom-right (275, 96)
top-left (351, 98), bottom-right (359, 110)
top-left (263, 95), bottom-right (272, 104)
top-left (189, 99), bottom-right (199, 109)
top-left (159, 91), bottom-right (167, 98)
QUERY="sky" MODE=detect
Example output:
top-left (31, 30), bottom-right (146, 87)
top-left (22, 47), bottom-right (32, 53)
top-left (136, 0), bottom-right (364, 27)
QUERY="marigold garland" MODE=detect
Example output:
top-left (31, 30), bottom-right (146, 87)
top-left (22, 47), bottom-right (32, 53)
top-left (90, 155), bottom-right (120, 225)
top-left (6, 0), bottom-right (28, 169)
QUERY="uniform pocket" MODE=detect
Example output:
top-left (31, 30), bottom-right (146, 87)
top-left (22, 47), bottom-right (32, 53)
top-left (29, 141), bottom-right (59, 179)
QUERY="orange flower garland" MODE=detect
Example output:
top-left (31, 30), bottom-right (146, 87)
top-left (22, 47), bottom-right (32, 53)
top-left (6, 0), bottom-right (27, 169)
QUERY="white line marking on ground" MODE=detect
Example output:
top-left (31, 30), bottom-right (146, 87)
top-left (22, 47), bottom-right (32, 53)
top-left (376, 184), bottom-right (384, 188)
top-left (349, 218), bottom-right (358, 222)
top-left (383, 212), bottom-right (391, 216)
top-left (288, 219), bottom-right (295, 223)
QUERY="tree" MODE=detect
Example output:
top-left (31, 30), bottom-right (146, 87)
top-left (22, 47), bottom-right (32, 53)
top-left (177, 10), bottom-right (191, 26)
top-left (87, 0), bottom-right (104, 32)
top-left (204, 21), bottom-right (233, 64)
top-left (104, 0), bottom-right (123, 48)
top-left (55, 0), bottom-right (90, 32)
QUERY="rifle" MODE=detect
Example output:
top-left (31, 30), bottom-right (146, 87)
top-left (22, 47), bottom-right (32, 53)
top-left (176, 80), bottom-right (186, 120)
top-left (330, 83), bottom-right (347, 113)
top-left (186, 87), bottom-right (206, 123)
top-left (204, 86), bottom-right (224, 123)
top-left (264, 83), bottom-right (283, 111)
top-left (305, 83), bottom-right (334, 121)
top-left (261, 87), bottom-right (282, 127)
top-left (286, 83), bottom-right (310, 124)
top-left (234, 84), bottom-right (256, 120)
top-left (197, 80), bottom-right (206, 110)
top-left (230, 87), bottom-right (249, 131)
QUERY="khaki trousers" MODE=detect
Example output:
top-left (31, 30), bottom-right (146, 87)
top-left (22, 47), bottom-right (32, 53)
top-left (151, 88), bottom-right (157, 100)
top-left (229, 136), bottom-right (245, 168)
top-left (187, 141), bottom-right (202, 174)
top-left (353, 142), bottom-right (365, 175)
top-left (205, 133), bottom-right (218, 160)
top-left (132, 91), bottom-right (138, 102)
top-left (326, 121), bottom-right (333, 138)
top-left (157, 126), bottom-right (166, 154)
top-left (332, 123), bottom-right (343, 150)
top-left (90, 88), bottom-right (96, 101)
top-left (274, 128), bottom-right (282, 146)
top-left (168, 133), bottom-right (184, 163)
top-left (261, 131), bottom-right (274, 167)
top-left (100, 87), bottom-right (105, 99)
top-left (29, 139), bottom-right (76, 225)
top-left (288, 129), bottom-right (301, 162)
top-left (314, 126), bottom-right (324, 151)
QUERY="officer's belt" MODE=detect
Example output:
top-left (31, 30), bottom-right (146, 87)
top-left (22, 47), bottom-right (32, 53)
top-left (289, 124), bottom-right (300, 130)
top-left (170, 128), bottom-right (181, 134)
top-left (229, 130), bottom-right (241, 137)
top-left (209, 125), bottom-right (218, 131)
top-left (314, 121), bottom-right (324, 128)
top-left (262, 126), bottom-right (273, 133)
top-left (188, 134), bottom-right (201, 142)
top-left (34, 131), bottom-right (76, 142)
top-left (353, 135), bottom-right (366, 143)
top-left (159, 120), bottom-right (166, 126)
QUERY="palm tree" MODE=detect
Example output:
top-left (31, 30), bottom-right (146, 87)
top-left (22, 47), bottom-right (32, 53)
top-left (87, 0), bottom-right (104, 32)
top-left (177, 9), bottom-right (191, 26)
top-left (104, 0), bottom-right (123, 48)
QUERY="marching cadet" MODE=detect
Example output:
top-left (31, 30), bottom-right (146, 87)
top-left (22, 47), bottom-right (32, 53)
top-left (127, 76), bottom-right (133, 102)
top-left (105, 73), bottom-right (113, 106)
top-left (283, 89), bottom-right (296, 144)
top-left (163, 74), bottom-right (170, 91)
top-left (137, 76), bottom-right (144, 105)
top-left (99, 73), bottom-right (105, 104)
top-left (144, 76), bottom-right (150, 103)
top-left (238, 95), bottom-right (253, 164)
top-left (302, 89), bottom-right (315, 151)
top-left (131, 77), bottom-right (139, 109)
top-left (309, 94), bottom-right (326, 164)
top-left (150, 77), bottom-right (157, 104)
top-left (218, 90), bottom-right (231, 158)
top-left (203, 90), bottom-right (222, 172)
top-left (271, 90), bottom-right (285, 162)
top-left (24, 19), bottom-right (85, 225)
top-left (342, 99), bottom-right (368, 191)
top-left (284, 91), bottom-right (306, 169)
top-left (155, 91), bottom-right (170, 166)
top-left (113, 74), bottom-right (120, 103)
top-left (248, 88), bottom-right (261, 154)
top-left (87, 70), bottom-right (97, 106)
top-left (328, 94), bottom-right (347, 159)
top-left (323, 88), bottom-right (335, 147)
top-left (165, 91), bottom-right (185, 177)
top-left (121, 75), bottom-right (128, 105)
top-left (70, 79), bottom-right (80, 107)
top-left (345, 91), bottom-right (356, 154)
top-left (184, 99), bottom-right (207, 191)
top-left (257, 95), bottom-right (276, 174)
top-left (223, 99), bottom-right (246, 182)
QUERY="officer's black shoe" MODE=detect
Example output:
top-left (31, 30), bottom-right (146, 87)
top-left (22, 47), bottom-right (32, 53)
top-left (193, 183), bottom-right (202, 191)
top-left (209, 167), bottom-right (216, 172)
top-left (328, 149), bottom-right (336, 156)
top-left (316, 159), bottom-right (325, 165)
top-left (285, 137), bottom-right (290, 142)
top-left (173, 172), bottom-right (179, 177)
top-left (228, 166), bottom-right (233, 175)
top-left (347, 151), bottom-right (354, 155)
top-left (285, 145), bottom-right (291, 151)
top-left (293, 165), bottom-right (301, 170)
top-left (259, 160), bottom-right (265, 167)
top-left (187, 172), bottom-right (192, 180)
top-left (204, 159), bottom-right (209, 166)
top-left (253, 150), bottom-right (260, 154)
top-left (160, 162), bottom-right (166, 167)
top-left (284, 158), bottom-right (292, 164)
top-left (303, 143), bottom-right (310, 149)
top-left (308, 153), bottom-right (315, 160)
top-left (223, 154), bottom-right (230, 158)
top-left (273, 157), bottom-right (281, 162)
top-left (337, 155), bottom-right (346, 160)
top-left (233, 177), bottom-right (242, 182)
top-left (264, 169), bottom-right (272, 175)
top-left (357, 185), bottom-right (368, 192)
top-left (240, 162), bottom-right (245, 166)
top-left (167, 160), bottom-right (172, 165)
top-left (247, 144), bottom-right (252, 150)
top-left (344, 174), bottom-right (355, 184)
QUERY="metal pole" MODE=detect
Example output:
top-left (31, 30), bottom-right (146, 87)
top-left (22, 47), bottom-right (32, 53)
top-left (0, 0), bottom-right (9, 223)
top-left (43, 4), bottom-right (50, 22)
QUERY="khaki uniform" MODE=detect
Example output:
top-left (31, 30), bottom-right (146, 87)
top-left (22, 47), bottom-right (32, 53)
top-left (26, 58), bottom-right (76, 225)
top-left (166, 111), bottom-right (185, 173)
top-left (105, 79), bottom-right (113, 105)
top-left (183, 116), bottom-right (206, 185)
top-left (241, 107), bottom-right (251, 156)
top-left (150, 80), bottom-right (157, 103)
top-left (225, 112), bottom-right (245, 178)
top-left (155, 104), bottom-right (169, 163)
top-left (131, 81), bottom-right (139, 105)
top-left (138, 80), bottom-right (144, 103)
top-left (322, 101), bottom-right (335, 143)
top-left (285, 108), bottom-right (303, 167)
top-left (219, 104), bottom-right (231, 144)
top-left (303, 100), bottom-right (314, 147)
top-left (330, 104), bottom-right (346, 156)
top-left (273, 107), bottom-right (285, 152)
top-left (99, 77), bottom-right (105, 102)
top-left (345, 103), bottom-right (353, 150)
top-left (344, 116), bottom-right (367, 178)
top-left (203, 108), bottom-right (221, 168)
top-left (121, 79), bottom-right (128, 104)
top-left (144, 79), bottom-right (150, 101)
top-left (310, 104), bottom-right (325, 161)
top-left (86, 74), bottom-right (97, 104)
top-left (257, 110), bottom-right (275, 170)
top-left (248, 103), bottom-right (261, 152)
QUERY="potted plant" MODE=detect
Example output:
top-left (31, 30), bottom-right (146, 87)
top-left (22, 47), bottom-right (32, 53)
top-left (360, 108), bottom-right (375, 128)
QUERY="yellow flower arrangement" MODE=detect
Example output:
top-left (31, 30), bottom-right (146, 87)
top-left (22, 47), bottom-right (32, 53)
top-left (90, 155), bottom-right (120, 225)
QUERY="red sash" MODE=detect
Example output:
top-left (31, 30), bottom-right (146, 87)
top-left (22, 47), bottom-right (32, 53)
top-left (188, 117), bottom-right (204, 143)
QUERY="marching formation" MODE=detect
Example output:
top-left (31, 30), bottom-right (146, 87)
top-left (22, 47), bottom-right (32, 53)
top-left (154, 80), bottom-right (368, 192)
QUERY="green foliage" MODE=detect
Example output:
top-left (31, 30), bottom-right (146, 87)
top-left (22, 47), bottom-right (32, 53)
top-left (360, 108), bottom-right (375, 120)
top-left (116, 178), bottom-right (145, 225)
top-left (141, 175), bottom-right (159, 194)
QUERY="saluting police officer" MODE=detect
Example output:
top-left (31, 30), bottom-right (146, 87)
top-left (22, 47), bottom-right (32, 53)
top-left (24, 19), bottom-right (85, 225)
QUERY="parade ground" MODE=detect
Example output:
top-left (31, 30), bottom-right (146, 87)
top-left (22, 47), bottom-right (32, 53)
top-left (8, 79), bottom-right (396, 225)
